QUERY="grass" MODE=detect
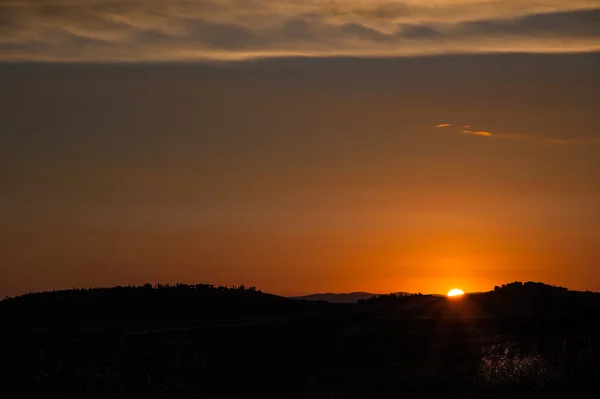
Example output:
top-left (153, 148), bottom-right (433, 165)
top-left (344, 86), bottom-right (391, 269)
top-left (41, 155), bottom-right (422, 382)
top-left (474, 336), bottom-right (595, 397)
top-left (10, 321), bottom-right (599, 398)
top-left (4, 287), bottom-right (600, 398)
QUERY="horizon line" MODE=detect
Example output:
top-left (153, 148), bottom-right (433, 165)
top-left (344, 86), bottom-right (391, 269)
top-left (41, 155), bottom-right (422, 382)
top-left (2, 49), bottom-right (600, 66)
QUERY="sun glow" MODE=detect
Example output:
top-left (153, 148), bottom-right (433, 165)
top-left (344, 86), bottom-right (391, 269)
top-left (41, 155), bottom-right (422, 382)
top-left (447, 288), bottom-right (465, 297)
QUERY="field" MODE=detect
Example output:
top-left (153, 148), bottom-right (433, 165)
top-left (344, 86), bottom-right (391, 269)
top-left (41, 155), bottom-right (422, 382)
top-left (2, 284), bottom-right (600, 398)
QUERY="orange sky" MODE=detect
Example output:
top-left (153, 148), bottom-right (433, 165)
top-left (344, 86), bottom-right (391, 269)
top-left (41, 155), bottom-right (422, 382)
top-left (1, 54), bottom-right (600, 297)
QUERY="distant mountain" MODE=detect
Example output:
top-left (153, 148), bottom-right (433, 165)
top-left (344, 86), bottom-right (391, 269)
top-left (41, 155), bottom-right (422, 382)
top-left (291, 292), bottom-right (413, 303)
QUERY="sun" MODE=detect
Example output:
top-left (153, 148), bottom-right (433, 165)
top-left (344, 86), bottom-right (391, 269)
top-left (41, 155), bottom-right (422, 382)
top-left (447, 288), bottom-right (465, 297)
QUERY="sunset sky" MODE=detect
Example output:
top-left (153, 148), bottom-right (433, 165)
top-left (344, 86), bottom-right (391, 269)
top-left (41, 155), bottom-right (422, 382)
top-left (1, 1), bottom-right (600, 297)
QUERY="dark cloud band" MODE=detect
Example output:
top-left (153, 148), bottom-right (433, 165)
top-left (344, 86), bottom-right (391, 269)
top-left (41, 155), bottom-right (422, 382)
top-left (1, 1), bottom-right (600, 61)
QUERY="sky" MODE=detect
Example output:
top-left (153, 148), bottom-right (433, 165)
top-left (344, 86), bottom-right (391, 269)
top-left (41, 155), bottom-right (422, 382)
top-left (1, 1), bottom-right (600, 297)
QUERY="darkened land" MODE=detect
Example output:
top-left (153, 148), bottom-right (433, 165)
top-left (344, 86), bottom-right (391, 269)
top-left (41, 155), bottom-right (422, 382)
top-left (2, 282), bottom-right (600, 398)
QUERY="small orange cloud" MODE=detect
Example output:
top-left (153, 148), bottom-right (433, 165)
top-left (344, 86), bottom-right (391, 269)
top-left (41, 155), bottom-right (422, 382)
top-left (464, 125), bottom-right (471, 129)
top-left (436, 123), bottom-right (452, 128)
top-left (461, 130), bottom-right (492, 137)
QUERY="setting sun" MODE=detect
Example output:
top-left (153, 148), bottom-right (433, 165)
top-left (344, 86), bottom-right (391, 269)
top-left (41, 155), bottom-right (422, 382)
top-left (447, 289), bottom-right (465, 297)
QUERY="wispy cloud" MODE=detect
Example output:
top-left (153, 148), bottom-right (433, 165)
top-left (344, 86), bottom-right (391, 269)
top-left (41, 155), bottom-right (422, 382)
top-left (461, 130), bottom-right (493, 137)
top-left (427, 121), bottom-right (599, 144)
top-left (547, 137), bottom-right (600, 144)
top-left (0, 1), bottom-right (600, 62)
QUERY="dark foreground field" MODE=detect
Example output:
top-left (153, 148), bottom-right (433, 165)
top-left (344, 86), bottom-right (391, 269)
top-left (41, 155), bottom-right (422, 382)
top-left (2, 283), bottom-right (600, 398)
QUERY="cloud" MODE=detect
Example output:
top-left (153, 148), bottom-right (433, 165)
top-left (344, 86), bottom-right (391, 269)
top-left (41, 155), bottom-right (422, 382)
top-left (454, 130), bottom-right (598, 144)
top-left (341, 23), bottom-right (394, 42)
top-left (1, 1), bottom-right (600, 62)
top-left (456, 9), bottom-right (600, 38)
top-left (461, 130), bottom-right (493, 137)
top-left (436, 123), bottom-right (452, 128)
top-left (397, 24), bottom-right (443, 39)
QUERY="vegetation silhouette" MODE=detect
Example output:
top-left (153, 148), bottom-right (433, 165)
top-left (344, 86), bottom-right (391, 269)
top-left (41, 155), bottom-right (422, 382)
top-left (2, 281), bottom-right (600, 398)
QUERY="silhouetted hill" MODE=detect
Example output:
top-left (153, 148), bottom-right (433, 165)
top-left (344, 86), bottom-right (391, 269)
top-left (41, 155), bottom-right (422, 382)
top-left (4, 281), bottom-right (600, 398)
top-left (0, 283), bottom-right (331, 335)
top-left (292, 292), bottom-right (375, 303)
top-left (352, 281), bottom-right (600, 319)
top-left (292, 291), bottom-right (416, 303)
top-left (3, 281), bottom-right (600, 336)
top-left (471, 281), bottom-right (600, 317)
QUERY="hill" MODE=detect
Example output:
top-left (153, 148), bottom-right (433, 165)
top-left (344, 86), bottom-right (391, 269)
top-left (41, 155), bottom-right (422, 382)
top-left (291, 292), bottom-right (377, 303)
top-left (291, 291), bottom-right (415, 303)
top-left (0, 283), bottom-right (330, 335)
top-left (3, 281), bottom-right (600, 398)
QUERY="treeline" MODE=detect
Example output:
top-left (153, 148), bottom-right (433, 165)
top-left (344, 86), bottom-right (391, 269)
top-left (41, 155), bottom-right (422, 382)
top-left (1, 282), bottom-right (261, 303)
top-left (357, 292), bottom-right (424, 303)
top-left (493, 281), bottom-right (569, 294)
